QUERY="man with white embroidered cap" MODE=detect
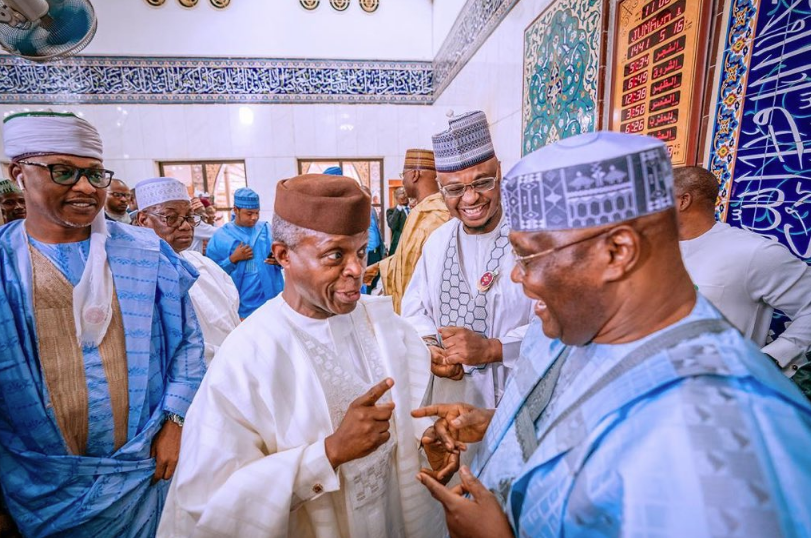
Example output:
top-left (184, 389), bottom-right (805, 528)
top-left (0, 112), bottom-right (206, 538)
top-left (402, 111), bottom-right (534, 412)
top-left (136, 177), bottom-right (240, 366)
top-left (412, 132), bottom-right (811, 537)
top-left (159, 173), bottom-right (443, 538)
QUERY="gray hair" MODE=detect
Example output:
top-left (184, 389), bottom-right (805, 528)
top-left (272, 213), bottom-right (319, 249)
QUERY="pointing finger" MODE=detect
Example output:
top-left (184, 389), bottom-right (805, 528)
top-left (358, 378), bottom-right (394, 406)
top-left (416, 472), bottom-right (459, 508)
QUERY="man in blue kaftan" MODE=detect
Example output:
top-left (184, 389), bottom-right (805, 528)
top-left (205, 187), bottom-right (283, 318)
top-left (0, 111), bottom-right (205, 538)
top-left (413, 132), bottom-right (811, 537)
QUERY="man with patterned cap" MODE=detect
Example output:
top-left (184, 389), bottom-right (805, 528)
top-left (402, 111), bottom-right (534, 412)
top-left (411, 132), bottom-right (811, 537)
top-left (205, 186), bottom-right (284, 318)
top-left (0, 111), bottom-right (206, 538)
top-left (159, 174), bottom-right (443, 538)
top-left (0, 178), bottom-right (25, 224)
top-left (136, 177), bottom-right (240, 365)
top-left (371, 149), bottom-right (450, 313)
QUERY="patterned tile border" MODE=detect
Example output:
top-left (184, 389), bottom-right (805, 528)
top-left (0, 0), bottom-right (521, 104)
top-left (707, 0), bottom-right (759, 221)
top-left (0, 56), bottom-right (434, 104)
top-left (433, 0), bottom-right (522, 99)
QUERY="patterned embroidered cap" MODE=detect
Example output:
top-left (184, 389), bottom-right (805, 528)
top-left (502, 132), bottom-right (674, 232)
top-left (403, 149), bottom-right (436, 171)
top-left (233, 187), bottom-right (260, 209)
top-left (432, 111), bottom-right (496, 173)
top-left (0, 179), bottom-right (21, 195)
top-left (135, 177), bottom-right (189, 211)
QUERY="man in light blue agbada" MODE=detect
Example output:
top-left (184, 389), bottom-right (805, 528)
top-left (205, 187), bottom-right (283, 318)
top-left (0, 111), bottom-right (206, 538)
top-left (413, 132), bottom-right (811, 537)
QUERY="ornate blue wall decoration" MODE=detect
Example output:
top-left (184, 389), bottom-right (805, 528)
top-left (708, 0), bottom-right (811, 341)
top-left (0, 56), bottom-right (433, 105)
top-left (709, 0), bottom-right (811, 263)
top-left (521, 0), bottom-right (602, 155)
top-left (433, 0), bottom-right (521, 98)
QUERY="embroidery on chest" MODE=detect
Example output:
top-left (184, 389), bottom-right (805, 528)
top-left (439, 221), bottom-right (510, 335)
top-left (289, 311), bottom-right (396, 508)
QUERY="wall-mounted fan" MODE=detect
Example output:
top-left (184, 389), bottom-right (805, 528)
top-left (0, 0), bottom-right (97, 62)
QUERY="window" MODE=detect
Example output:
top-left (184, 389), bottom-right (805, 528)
top-left (159, 161), bottom-right (247, 225)
top-left (297, 158), bottom-right (385, 233)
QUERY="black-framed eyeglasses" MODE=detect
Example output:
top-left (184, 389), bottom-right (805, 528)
top-left (17, 161), bottom-right (115, 189)
top-left (512, 227), bottom-right (617, 274)
top-left (109, 191), bottom-right (131, 200)
top-left (440, 176), bottom-right (498, 198)
top-left (146, 212), bottom-right (202, 228)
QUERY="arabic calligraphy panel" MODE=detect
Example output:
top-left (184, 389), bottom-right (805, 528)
top-left (521, 0), bottom-right (603, 155)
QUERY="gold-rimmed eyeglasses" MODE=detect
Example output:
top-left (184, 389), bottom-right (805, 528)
top-left (146, 212), bottom-right (203, 228)
top-left (512, 227), bottom-right (617, 274)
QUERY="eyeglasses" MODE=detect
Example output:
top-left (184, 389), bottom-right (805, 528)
top-left (109, 192), bottom-right (131, 200)
top-left (17, 161), bottom-right (115, 189)
top-left (146, 212), bottom-right (202, 228)
top-left (512, 227), bottom-right (616, 274)
top-left (440, 177), bottom-right (498, 198)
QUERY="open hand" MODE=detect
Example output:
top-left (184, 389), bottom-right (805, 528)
top-left (151, 420), bottom-right (182, 483)
top-left (418, 466), bottom-right (514, 538)
top-left (325, 378), bottom-right (395, 468)
top-left (430, 345), bottom-right (464, 380)
top-left (439, 327), bottom-right (501, 366)
top-left (229, 242), bottom-right (254, 263)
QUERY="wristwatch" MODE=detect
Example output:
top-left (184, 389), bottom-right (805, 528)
top-left (165, 412), bottom-right (185, 427)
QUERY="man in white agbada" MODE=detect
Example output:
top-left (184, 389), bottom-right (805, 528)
top-left (134, 177), bottom-right (240, 365)
top-left (402, 111), bottom-right (534, 410)
top-left (158, 173), bottom-right (444, 538)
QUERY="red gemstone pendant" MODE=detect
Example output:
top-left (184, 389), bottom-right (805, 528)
top-left (477, 270), bottom-right (498, 292)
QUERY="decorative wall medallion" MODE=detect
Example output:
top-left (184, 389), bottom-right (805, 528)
top-left (144, 0), bottom-right (166, 6)
top-left (178, 0), bottom-right (198, 7)
top-left (522, 0), bottom-right (602, 155)
top-left (209, 0), bottom-right (230, 8)
top-left (330, 0), bottom-right (350, 11)
top-left (360, 0), bottom-right (379, 13)
top-left (300, 0), bottom-right (320, 10)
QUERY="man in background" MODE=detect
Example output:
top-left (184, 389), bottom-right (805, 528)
top-left (0, 179), bottom-right (26, 224)
top-left (188, 196), bottom-right (217, 254)
top-left (376, 149), bottom-right (450, 313)
top-left (387, 186), bottom-right (409, 255)
top-left (205, 187), bottom-right (284, 319)
top-left (105, 178), bottom-right (133, 224)
top-left (675, 166), bottom-right (811, 392)
top-left (136, 178), bottom-right (240, 366)
top-left (403, 111), bottom-right (534, 411)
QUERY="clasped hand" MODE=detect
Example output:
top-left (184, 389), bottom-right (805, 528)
top-left (438, 327), bottom-right (502, 367)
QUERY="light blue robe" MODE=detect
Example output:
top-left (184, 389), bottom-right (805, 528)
top-left (205, 221), bottom-right (284, 318)
top-left (0, 220), bottom-right (206, 538)
top-left (473, 296), bottom-right (811, 537)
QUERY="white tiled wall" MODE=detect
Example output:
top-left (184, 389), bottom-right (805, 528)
top-left (0, 103), bottom-right (455, 223)
top-left (434, 0), bottom-right (555, 173)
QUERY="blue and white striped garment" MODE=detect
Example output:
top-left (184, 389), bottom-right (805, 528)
top-left (0, 220), bottom-right (206, 538)
top-left (473, 297), bottom-right (811, 537)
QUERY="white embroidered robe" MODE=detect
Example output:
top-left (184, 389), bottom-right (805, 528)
top-left (181, 249), bottom-right (241, 365)
top-left (402, 217), bottom-right (535, 409)
top-left (157, 295), bottom-right (443, 538)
